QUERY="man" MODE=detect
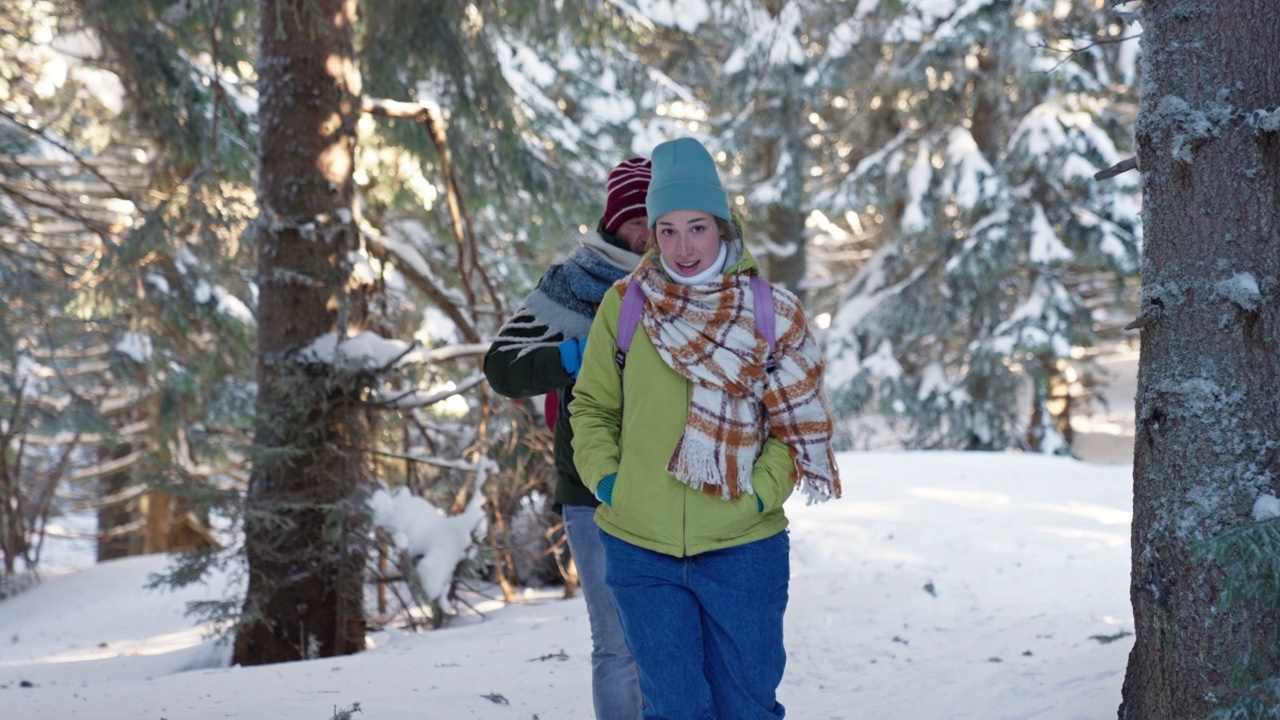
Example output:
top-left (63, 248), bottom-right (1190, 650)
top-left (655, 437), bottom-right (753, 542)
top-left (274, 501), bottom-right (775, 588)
top-left (483, 157), bottom-right (650, 720)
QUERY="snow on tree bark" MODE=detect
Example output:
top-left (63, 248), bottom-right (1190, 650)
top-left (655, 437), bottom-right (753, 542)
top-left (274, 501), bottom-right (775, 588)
top-left (1119, 1), bottom-right (1280, 717)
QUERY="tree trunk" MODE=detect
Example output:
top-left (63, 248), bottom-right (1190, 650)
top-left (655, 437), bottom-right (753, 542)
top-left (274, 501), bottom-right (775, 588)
top-left (233, 0), bottom-right (369, 665)
top-left (97, 442), bottom-right (140, 560)
top-left (760, 66), bottom-right (810, 305)
top-left (764, 202), bottom-right (807, 302)
top-left (1119, 2), bottom-right (1280, 717)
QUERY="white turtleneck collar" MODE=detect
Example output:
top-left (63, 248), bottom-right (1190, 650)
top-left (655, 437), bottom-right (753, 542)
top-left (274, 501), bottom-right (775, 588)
top-left (661, 241), bottom-right (729, 286)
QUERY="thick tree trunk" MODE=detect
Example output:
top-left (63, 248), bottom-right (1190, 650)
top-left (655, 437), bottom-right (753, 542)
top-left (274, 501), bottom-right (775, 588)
top-left (1119, 2), bottom-right (1280, 717)
top-left (233, 0), bottom-right (369, 665)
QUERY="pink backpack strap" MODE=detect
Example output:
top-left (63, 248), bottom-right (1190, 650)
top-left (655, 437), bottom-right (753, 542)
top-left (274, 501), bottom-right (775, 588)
top-left (614, 281), bottom-right (645, 369)
top-left (751, 274), bottom-right (778, 373)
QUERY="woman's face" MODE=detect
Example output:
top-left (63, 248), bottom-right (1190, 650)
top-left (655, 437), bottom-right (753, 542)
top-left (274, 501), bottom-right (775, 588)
top-left (654, 210), bottom-right (722, 277)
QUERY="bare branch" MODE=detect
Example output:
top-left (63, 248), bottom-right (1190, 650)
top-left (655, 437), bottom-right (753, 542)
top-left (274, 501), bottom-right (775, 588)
top-left (1034, 31), bottom-right (1142, 75)
top-left (368, 231), bottom-right (483, 343)
top-left (361, 95), bottom-right (504, 317)
top-left (22, 419), bottom-right (151, 447)
top-left (375, 370), bottom-right (487, 409)
top-left (365, 445), bottom-right (494, 473)
top-left (0, 107), bottom-right (135, 200)
top-left (1095, 156), bottom-right (1140, 181)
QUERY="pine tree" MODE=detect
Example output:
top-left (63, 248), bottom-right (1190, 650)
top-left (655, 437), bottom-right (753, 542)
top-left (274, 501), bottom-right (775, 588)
top-left (616, 0), bottom-right (843, 301)
top-left (715, 0), bottom-right (820, 300)
top-left (818, 0), bottom-right (1143, 453)
top-left (1, 0), bottom-right (255, 584)
top-left (594, 1), bottom-right (1139, 454)
top-left (72, 0), bottom-right (259, 560)
top-left (231, 0), bottom-right (370, 664)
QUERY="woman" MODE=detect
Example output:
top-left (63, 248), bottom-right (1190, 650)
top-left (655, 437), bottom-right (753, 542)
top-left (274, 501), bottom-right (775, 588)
top-left (570, 137), bottom-right (841, 719)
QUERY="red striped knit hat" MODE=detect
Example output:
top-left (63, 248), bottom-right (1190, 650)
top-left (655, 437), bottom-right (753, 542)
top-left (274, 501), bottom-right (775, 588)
top-left (602, 157), bottom-right (653, 234)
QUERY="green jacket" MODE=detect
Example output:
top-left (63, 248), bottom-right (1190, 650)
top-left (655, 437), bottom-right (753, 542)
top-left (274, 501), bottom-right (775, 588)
top-left (569, 246), bottom-right (796, 558)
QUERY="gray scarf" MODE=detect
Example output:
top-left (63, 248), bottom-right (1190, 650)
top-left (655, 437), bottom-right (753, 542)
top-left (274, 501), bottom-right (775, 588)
top-left (500, 233), bottom-right (642, 357)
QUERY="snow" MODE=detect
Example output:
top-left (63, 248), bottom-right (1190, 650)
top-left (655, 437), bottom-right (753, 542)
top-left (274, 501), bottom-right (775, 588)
top-left (2, 451), bottom-right (1134, 719)
top-left (1215, 271), bottom-right (1261, 312)
top-left (1015, 103), bottom-right (1090, 171)
top-left (1116, 24), bottom-right (1140, 88)
top-left (212, 285), bottom-right (254, 324)
top-left (721, 2), bottom-right (805, 72)
top-left (300, 331), bottom-right (426, 370)
top-left (943, 127), bottom-right (996, 210)
top-left (916, 361), bottom-right (952, 403)
top-left (824, 17), bottom-right (864, 59)
top-left (902, 145), bottom-right (934, 233)
top-left (370, 463), bottom-right (493, 611)
top-left (1073, 205), bottom-right (1140, 267)
top-left (1062, 154), bottom-right (1099, 183)
top-left (582, 69), bottom-right (638, 125)
top-left (115, 332), bottom-right (153, 363)
top-left (145, 272), bottom-right (171, 294)
top-left (1252, 493), bottom-right (1280, 522)
top-left (863, 338), bottom-right (905, 380)
top-left (30, 25), bottom-right (126, 115)
top-left (823, 250), bottom-right (933, 388)
top-left (632, 0), bottom-right (713, 33)
top-left (1028, 203), bottom-right (1073, 264)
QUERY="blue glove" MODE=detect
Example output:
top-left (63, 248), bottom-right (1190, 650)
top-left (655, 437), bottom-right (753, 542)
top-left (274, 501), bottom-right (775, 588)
top-left (596, 473), bottom-right (617, 507)
top-left (558, 337), bottom-right (587, 379)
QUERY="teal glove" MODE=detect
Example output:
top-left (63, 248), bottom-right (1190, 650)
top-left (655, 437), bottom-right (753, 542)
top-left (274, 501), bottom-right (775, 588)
top-left (596, 473), bottom-right (617, 507)
top-left (756, 494), bottom-right (765, 513)
top-left (558, 337), bottom-right (587, 379)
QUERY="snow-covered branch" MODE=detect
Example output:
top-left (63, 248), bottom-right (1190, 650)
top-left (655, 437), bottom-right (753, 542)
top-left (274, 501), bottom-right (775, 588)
top-left (21, 419), bottom-right (150, 447)
top-left (369, 457), bottom-right (497, 610)
top-left (66, 447), bottom-right (149, 483)
top-left (375, 371), bottom-right (486, 410)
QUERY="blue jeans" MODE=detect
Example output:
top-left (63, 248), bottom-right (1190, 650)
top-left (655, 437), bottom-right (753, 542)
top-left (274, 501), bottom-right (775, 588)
top-left (563, 504), bottom-right (642, 720)
top-left (600, 531), bottom-right (789, 720)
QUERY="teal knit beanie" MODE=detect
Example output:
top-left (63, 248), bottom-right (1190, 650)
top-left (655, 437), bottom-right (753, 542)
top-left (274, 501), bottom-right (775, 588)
top-left (646, 138), bottom-right (731, 228)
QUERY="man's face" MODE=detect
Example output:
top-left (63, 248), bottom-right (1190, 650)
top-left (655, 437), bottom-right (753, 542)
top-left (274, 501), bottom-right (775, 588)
top-left (614, 216), bottom-right (650, 253)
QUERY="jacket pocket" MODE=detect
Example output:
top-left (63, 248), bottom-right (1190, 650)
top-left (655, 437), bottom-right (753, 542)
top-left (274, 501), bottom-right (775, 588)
top-left (699, 490), bottom-right (769, 544)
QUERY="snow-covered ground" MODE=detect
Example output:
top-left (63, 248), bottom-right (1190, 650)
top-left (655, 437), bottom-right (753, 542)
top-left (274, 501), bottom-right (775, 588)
top-left (0, 449), bottom-right (1134, 720)
top-left (1071, 341), bottom-right (1139, 466)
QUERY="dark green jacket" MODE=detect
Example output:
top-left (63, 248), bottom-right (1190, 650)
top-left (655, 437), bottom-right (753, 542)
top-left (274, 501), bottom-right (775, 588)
top-left (484, 327), bottom-right (595, 508)
top-left (483, 227), bottom-right (640, 510)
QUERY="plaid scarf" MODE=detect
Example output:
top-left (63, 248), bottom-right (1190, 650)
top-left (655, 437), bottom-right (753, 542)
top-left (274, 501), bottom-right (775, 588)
top-left (623, 258), bottom-right (841, 504)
